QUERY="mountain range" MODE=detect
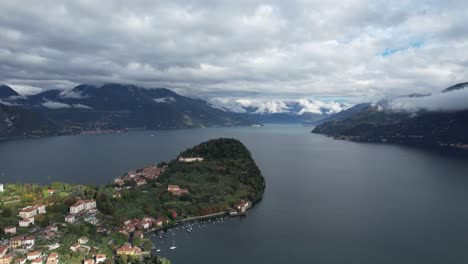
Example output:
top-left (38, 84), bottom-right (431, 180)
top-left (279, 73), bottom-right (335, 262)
top-left (312, 82), bottom-right (468, 148)
top-left (210, 98), bottom-right (350, 124)
top-left (0, 84), bottom-right (253, 139)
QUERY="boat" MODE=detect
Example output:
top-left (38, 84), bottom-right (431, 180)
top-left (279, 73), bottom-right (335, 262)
top-left (187, 229), bottom-right (192, 233)
top-left (156, 248), bottom-right (161, 252)
top-left (170, 239), bottom-right (177, 250)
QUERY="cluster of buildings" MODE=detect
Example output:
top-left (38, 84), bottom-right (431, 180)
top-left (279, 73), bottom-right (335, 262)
top-left (0, 249), bottom-right (60, 264)
top-left (0, 235), bottom-right (57, 264)
top-left (68, 237), bottom-right (107, 263)
top-left (228, 200), bottom-right (252, 216)
top-left (64, 199), bottom-right (97, 223)
top-left (167, 185), bottom-right (189, 196)
top-left (18, 204), bottom-right (46, 227)
top-left (178, 156), bottom-right (204, 162)
top-left (116, 244), bottom-right (142, 256)
top-left (82, 254), bottom-right (106, 264)
top-left (8, 235), bottom-right (35, 249)
top-left (119, 217), bottom-right (169, 236)
top-left (114, 165), bottom-right (166, 189)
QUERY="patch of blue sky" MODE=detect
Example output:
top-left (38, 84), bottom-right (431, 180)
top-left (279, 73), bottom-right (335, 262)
top-left (378, 40), bottom-right (425, 57)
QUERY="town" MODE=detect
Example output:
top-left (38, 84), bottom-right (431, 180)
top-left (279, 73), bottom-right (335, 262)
top-left (0, 153), bottom-right (255, 264)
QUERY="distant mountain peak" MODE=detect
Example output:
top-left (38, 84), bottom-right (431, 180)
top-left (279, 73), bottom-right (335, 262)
top-left (0, 85), bottom-right (20, 99)
top-left (443, 82), bottom-right (468, 93)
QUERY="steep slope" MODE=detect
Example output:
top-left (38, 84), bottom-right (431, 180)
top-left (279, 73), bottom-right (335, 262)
top-left (0, 103), bottom-right (57, 138)
top-left (0, 85), bottom-right (20, 99)
top-left (443, 82), bottom-right (468, 93)
top-left (312, 103), bottom-right (371, 125)
top-left (312, 84), bottom-right (468, 147)
top-left (0, 84), bottom-right (253, 138)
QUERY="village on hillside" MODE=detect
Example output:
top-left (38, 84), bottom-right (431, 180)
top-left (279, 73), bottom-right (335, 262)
top-left (0, 154), bottom-right (253, 264)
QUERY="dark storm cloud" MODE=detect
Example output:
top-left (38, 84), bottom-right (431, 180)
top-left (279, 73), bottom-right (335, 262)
top-left (0, 0), bottom-right (467, 100)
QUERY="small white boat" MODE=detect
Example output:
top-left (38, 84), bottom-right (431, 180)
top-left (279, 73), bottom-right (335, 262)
top-left (170, 239), bottom-right (177, 250)
top-left (156, 248), bottom-right (161, 252)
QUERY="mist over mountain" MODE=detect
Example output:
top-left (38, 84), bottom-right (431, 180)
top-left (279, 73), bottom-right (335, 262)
top-left (0, 85), bottom-right (20, 99)
top-left (210, 98), bottom-right (350, 124)
top-left (0, 84), bottom-right (254, 138)
top-left (312, 82), bottom-right (468, 147)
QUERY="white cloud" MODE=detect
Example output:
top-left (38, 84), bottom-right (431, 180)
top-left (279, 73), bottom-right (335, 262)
top-left (60, 90), bottom-right (87, 99)
top-left (42, 100), bottom-right (71, 109)
top-left (72, 103), bottom-right (92, 109)
top-left (154, 97), bottom-right (176, 103)
top-left (0, 1), bottom-right (467, 100)
top-left (388, 88), bottom-right (468, 112)
top-left (210, 97), bottom-right (350, 115)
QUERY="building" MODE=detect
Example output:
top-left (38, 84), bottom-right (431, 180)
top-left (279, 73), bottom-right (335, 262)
top-left (116, 244), bottom-right (141, 256)
top-left (235, 200), bottom-right (251, 214)
top-left (155, 217), bottom-right (169, 227)
top-left (19, 207), bottom-right (38, 219)
top-left (18, 205), bottom-right (46, 219)
top-left (78, 237), bottom-right (89, 244)
top-left (0, 184), bottom-right (3, 192)
top-left (170, 210), bottom-right (178, 219)
top-left (14, 257), bottom-right (26, 264)
top-left (70, 199), bottom-right (96, 214)
top-left (167, 185), bottom-right (180, 192)
top-left (70, 244), bottom-right (80, 251)
top-left (23, 236), bottom-right (35, 247)
top-left (9, 236), bottom-right (22, 249)
top-left (167, 185), bottom-right (189, 196)
top-left (19, 217), bottom-right (34, 227)
top-left (0, 254), bottom-right (12, 264)
top-left (95, 254), bottom-right (106, 263)
top-left (31, 258), bottom-right (43, 264)
top-left (45, 225), bottom-right (58, 232)
top-left (178, 156), bottom-right (204, 162)
top-left (134, 231), bottom-right (144, 239)
top-left (4, 226), bottom-right (16, 235)
top-left (84, 259), bottom-right (95, 264)
top-left (65, 214), bottom-right (75, 223)
top-left (136, 179), bottom-right (147, 186)
top-left (27, 251), bottom-right (42, 261)
top-left (0, 246), bottom-right (8, 258)
top-left (48, 243), bottom-right (60, 250)
top-left (45, 252), bottom-right (59, 264)
top-left (36, 204), bottom-right (46, 214)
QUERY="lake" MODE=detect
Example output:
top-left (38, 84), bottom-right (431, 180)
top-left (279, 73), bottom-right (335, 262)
top-left (1, 125), bottom-right (468, 263)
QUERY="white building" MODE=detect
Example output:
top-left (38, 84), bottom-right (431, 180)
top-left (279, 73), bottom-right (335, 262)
top-left (3, 226), bottom-right (16, 235)
top-left (18, 205), bottom-right (46, 219)
top-left (26, 251), bottom-right (41, 260)
top-left (178, 156), bottom-right (204, 162)
top-left (0, 183), bottom-right (3, 192)
top-left (65, 214), bottom-right (75, 223)
top-left (96, 254), bottom-right (106, 263)
top-left (70, 199), bottom-right (96, 214)
top-left (19, 217), bottom-right (34, 227)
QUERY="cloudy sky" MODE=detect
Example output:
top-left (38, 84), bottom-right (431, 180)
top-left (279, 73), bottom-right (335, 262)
top-left (0, 0), bottom-right (467, 102)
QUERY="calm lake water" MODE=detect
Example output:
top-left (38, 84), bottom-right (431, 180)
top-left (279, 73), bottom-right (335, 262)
top-left (1, 125), bottom-right (468, 263)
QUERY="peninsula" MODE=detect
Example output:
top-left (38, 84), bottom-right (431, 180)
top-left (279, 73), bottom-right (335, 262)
top-left (0, 138), bottom-right (265, 264)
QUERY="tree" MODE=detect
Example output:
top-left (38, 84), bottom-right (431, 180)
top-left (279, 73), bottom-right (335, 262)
top-left (118, 254), bottom-right (128, 264)
top-left (143, 240), bottom-right (153, 251)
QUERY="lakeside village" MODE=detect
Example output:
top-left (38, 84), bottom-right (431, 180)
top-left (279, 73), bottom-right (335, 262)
top-left (0, 156), bottom-right (252, 264)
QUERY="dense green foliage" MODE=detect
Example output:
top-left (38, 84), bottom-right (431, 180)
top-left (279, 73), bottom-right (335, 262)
top-left (0, 138), bottom-right (263, 263)
top-left (100, 138), bottom-right (265, 220)
top-left (313, 106), bottom-right (468, 146)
